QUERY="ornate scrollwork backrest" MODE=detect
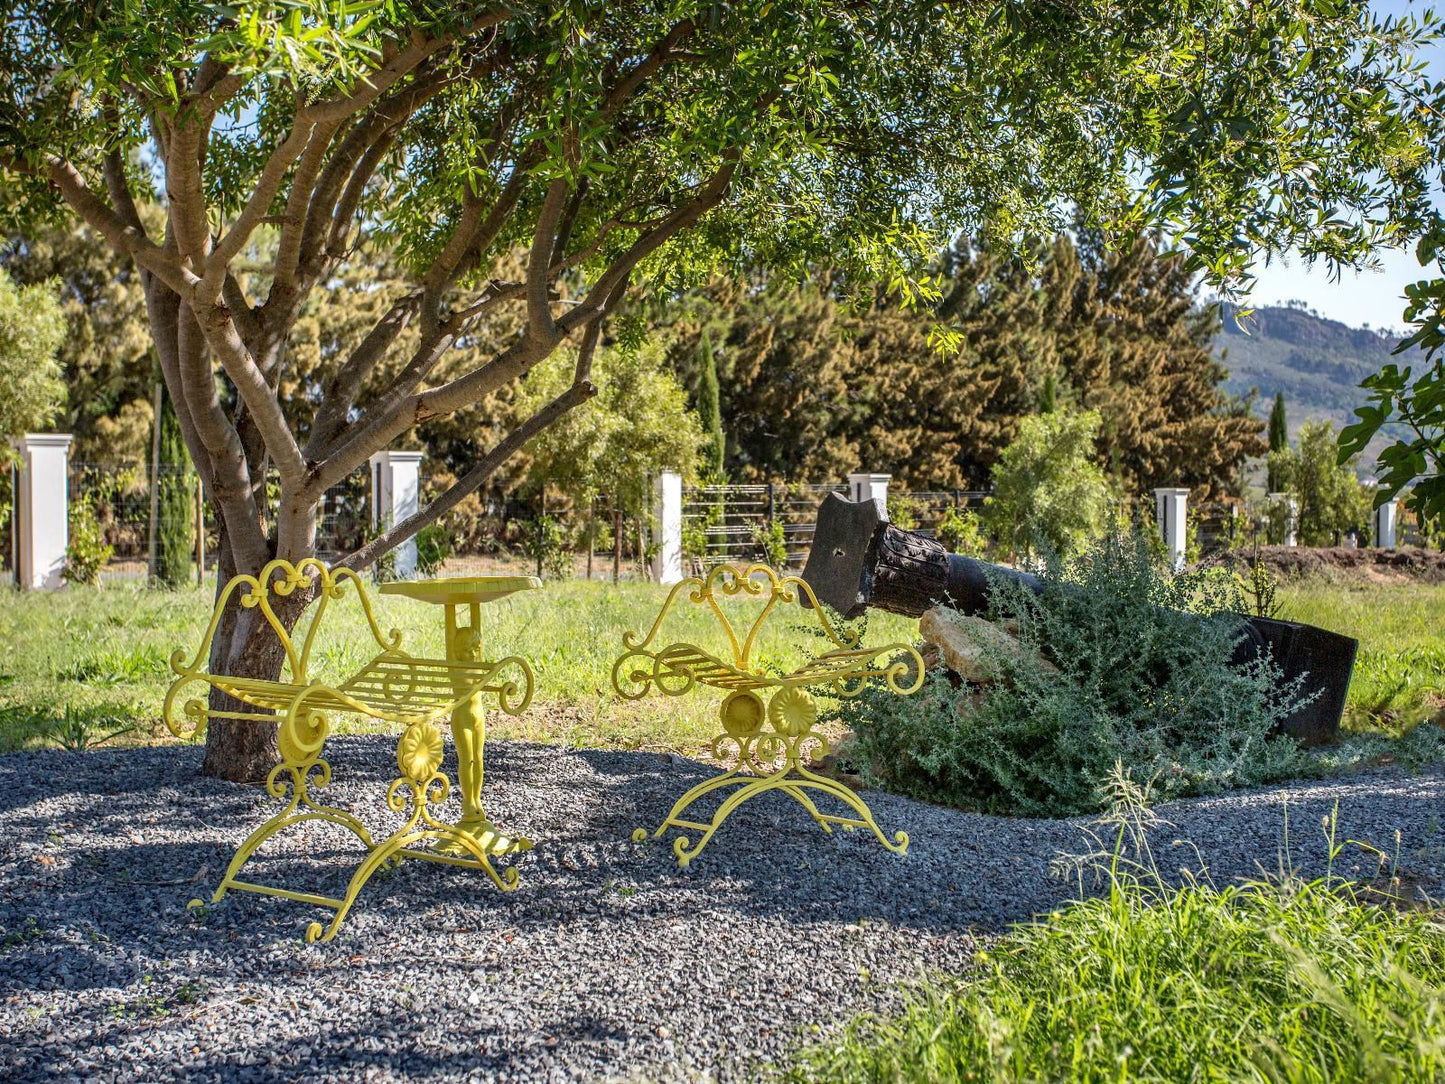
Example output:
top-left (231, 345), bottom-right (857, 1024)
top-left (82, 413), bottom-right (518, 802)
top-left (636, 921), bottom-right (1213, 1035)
top-left (620, 563), bottom-right (861, 671)
top-left (169, 559), bottom-right (404, 684)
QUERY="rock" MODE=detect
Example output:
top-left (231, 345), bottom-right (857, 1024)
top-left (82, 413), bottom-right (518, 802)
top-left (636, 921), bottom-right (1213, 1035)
top-left (918, 606), bottom-right (1057, 682)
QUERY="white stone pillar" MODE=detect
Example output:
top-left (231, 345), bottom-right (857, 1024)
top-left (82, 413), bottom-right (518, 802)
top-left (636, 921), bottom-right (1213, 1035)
top-left (12, 434), bottom-right (73, 590)
top-left (369, 450), bottom-right (423, 579)
top-left (1153, 487), bottom-right (1189, 572)
top-left (848, 472), bottom-right (892, 514)
top-left (1268, 492), bottom-right (1298, 547)
top-left (1373, 500), bottom-right (1398, 549)
top-left (651, 470), bottom-right (684, 585)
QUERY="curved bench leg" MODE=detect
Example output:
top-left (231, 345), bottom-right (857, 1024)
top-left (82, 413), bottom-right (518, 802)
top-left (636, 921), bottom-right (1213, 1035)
top-left (631, 763), bottom-right (750, 845)
top-left (308, 775), bottom-right (523, 943)
top-left (792, 764), bottom-right (908, 855)
top-left (642, 740), bottom-right (908, 867)
top-left (207, 758), bottom-right (378, 907)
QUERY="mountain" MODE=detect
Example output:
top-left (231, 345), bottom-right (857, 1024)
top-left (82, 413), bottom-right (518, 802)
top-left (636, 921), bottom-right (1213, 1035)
top-left (1211, 302), bottom-right (1400, 440)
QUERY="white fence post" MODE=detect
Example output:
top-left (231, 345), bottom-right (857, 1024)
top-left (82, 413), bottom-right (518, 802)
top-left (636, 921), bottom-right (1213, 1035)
top-left (12, 433), bottom-right (73, 590)
top-left (848, 472), bottom-right (892, 513)
top-left (1268, 492), bottom-right (1299, 547)
top-left (652, 470), bottom-right (683, 585)
top-left (1373, 499), bottom-right (1398, 549)
top-left (369, 449), bottom-right (423, 578)
top-left (1153, 487), bottom-right (1189, 571)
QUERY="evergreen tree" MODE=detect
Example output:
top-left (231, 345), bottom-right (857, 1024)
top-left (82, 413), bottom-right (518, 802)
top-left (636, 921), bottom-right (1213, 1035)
top-left (1268, 392), bottom-right (1288, 452)
top-left (1267, 392), bottom-right (1288, 492)
top-left (695, 331), bottom-right (726, 480)
top-left (1056, 228), bottom-right (1266, 501)
top-left (1039, 372), bottom-right (1058, 414)
top-left (154, 388), bottom-right (193, 587)
top-left (661, 229), bottom-right (1263, 497)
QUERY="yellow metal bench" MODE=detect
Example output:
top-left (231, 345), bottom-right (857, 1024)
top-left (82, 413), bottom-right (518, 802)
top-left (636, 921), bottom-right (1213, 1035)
top-left (163, 558), bottom-right (538, 942)
top-left (613, 562), bottom-right (923, 866)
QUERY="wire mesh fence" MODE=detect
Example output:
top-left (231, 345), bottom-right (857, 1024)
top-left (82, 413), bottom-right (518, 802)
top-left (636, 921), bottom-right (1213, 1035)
top-left (43, 461), bottom-right (1442, 586)
top-left (680, 482), bottom-right (992, 569)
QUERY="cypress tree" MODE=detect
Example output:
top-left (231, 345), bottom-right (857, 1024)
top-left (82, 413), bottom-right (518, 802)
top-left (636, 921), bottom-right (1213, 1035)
top-left (1267, 391), bottom-right (1288, 491)
top-left (1268, 392), bottom-right (1288, 452)
top-left (696, 330), bottom-right (726, 480)
top-left (154, 387), bottom-right (194, 587)
top-left (1039, 371), bottom-right (1058, 414)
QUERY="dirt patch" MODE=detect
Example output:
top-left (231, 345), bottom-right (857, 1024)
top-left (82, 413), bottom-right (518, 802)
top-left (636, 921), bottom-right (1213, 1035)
top-left (1205, 546), bottom-right (1445, 585)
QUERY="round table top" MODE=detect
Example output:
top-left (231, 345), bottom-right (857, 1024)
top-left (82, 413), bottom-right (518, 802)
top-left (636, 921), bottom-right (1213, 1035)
top-left (378, 574), bottom-right (542, 605)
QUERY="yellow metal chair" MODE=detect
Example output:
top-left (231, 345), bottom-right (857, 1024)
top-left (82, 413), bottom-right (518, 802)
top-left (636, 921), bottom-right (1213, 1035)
top-left (164, 559), bottom-right (537, 942)
top-left (614, 563), bottom-right (923, 866)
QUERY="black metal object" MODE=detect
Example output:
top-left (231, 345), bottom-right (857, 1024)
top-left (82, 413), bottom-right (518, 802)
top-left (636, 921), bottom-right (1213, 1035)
top-left (800, 492), bottom-right (1357, 744)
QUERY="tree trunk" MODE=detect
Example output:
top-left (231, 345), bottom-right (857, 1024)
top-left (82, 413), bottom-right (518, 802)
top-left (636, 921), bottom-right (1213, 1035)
top-left (200, 526), bottom-right (316, 782)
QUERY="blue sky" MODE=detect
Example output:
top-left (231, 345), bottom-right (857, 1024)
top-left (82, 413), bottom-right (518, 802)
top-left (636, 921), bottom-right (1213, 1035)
top-left (1244, 0), bottom-right (1443, 331)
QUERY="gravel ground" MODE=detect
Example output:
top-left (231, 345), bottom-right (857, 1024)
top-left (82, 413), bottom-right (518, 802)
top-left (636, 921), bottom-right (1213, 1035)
top-left (1, 737), bottom-right (1442, 1084)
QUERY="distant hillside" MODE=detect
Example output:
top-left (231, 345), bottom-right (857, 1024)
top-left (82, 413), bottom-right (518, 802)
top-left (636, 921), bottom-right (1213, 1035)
top-left (1212, 303), bottom-right (1400, 438)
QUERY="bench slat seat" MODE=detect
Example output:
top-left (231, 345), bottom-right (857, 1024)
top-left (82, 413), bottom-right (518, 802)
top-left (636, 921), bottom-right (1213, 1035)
top-left (200, 654), bottom-right (528, 722)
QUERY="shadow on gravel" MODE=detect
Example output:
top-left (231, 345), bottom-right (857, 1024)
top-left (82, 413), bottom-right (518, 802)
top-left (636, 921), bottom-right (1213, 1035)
top-left (5, 738), bottom-right (1445, 961)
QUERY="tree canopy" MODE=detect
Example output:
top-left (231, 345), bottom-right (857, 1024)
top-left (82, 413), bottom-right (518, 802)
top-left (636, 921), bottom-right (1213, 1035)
top-left (0, 271), bottom-right (65, 456)
top-left (5, 0), bottom-right (1444, 779)
top-left (2, 0), bottom-right (1442, 576)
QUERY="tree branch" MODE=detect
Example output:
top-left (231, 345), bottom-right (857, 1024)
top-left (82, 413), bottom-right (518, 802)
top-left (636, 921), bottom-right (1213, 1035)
top-left (335, 378), bottom-right (597, 572)
top-left (305, 290), bottom-right (424, 458)
top-left (195, 300), bottom-right (308, 482)
top-left (1, 153), bottom-right (198, 297)
top-left (526, 178), bottom-right (570, 342)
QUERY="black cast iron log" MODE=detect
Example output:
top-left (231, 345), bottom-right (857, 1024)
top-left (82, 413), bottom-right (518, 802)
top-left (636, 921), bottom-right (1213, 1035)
top-left (799, 492), bottom-right (1357, 744)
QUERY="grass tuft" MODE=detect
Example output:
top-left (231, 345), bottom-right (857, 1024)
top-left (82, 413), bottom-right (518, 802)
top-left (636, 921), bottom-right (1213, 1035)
top-left (788, 774), bottom-right (1445, 1084)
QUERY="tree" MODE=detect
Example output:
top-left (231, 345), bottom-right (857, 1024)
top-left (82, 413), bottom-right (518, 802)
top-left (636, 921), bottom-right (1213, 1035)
top-left (0, 272), bottom-right (65, 456)
top-left (664, 230), bottom-right (1263, 496)
top-left (1052, 229), bottom-right (1267, 501)
top-left (1340, 224), bottom-right (1445, 540)
top-left (1267, 392), bottom-right (1288, 491)
top-left (516, 339), bottom-right (702, 522)
top-left (695, 331), bottom-right (726, 481)
top-left (154, 389), bottom-right (194, 587)
top-left (984, 409), bottom-right (1111, 561)
top-left (1269, 421), bottom-right (1372, 547)
top-left (4, 2), bottom-right (1441, 781)
top-left (3, 217), bottom-right (157, 462)
top-left (1039, 372), bottom-right (1058, 415)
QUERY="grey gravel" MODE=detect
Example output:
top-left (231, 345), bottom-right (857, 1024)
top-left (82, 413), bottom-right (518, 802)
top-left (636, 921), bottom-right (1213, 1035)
top-left (0, 737), bottom-right (1442, 1083)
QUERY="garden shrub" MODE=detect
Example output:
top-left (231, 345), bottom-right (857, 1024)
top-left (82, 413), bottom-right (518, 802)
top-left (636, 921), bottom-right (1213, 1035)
top-left (751, 517), bottom-right (787, 568)
top-left (415, 522), bottom-right (453, 577)
top-left (63, 500), bottom-right (113, 586)
top-left (934, 505), bottom-right (987, 557)
top-left (839, 531), bottom-right (1308, 815)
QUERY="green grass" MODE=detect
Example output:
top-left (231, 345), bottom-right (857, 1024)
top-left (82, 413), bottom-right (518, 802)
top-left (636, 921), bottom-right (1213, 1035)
top-left (0, 574), bottom-right (1439, 755)
top-left (0, 575), bottom-right (915, 754)
top-left (789, 791), bottom-right (1445, 1084)
top-left (1276, 581), bottom-right (1445, 731)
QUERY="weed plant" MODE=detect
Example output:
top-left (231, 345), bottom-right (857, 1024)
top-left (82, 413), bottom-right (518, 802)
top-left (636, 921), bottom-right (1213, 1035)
top-left (841, 531), bottom-right (1308, 815)
top-left (789, 772), bottom-right (1445, 1084)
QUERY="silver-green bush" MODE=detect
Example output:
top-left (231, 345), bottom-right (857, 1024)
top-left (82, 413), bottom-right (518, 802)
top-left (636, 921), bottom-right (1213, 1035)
top-left (840, 532), bottom-right (1308, 815)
